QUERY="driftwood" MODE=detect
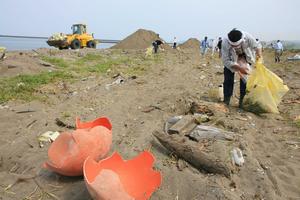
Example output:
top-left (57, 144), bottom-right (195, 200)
top-left (153, 131), bottom-right (231, 177)
top-left (168, 115), bottom-right (197, 135)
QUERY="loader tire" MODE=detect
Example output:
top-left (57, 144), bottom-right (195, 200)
top-left (71, 39), bottom-right (81, 49)
top-left (87, 40), bottom-right (96, 48)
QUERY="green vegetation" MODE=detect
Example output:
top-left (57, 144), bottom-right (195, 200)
top-left (243, 99), bottom-right (267, 115)
top-left (0, 51), bottom-right (162, 103)
top-left (41, 56), bottom-right (69, 68)
top-left (0, 71), bottom-right (73, 103)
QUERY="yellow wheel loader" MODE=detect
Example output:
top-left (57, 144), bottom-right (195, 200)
top-left (47, 24), bottom-right (97, 50)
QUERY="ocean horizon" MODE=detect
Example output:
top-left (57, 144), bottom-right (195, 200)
top-left (0, 37), bottom-right (114, 51)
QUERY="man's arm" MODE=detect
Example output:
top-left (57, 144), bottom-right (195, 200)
top-left (221, 40), bottom-right (242, 72)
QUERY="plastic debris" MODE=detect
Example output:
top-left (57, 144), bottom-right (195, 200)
top-left (38, 131), bottom-right (60, 148)
top-left (287, 54), bottom-right (300, 61)
top-left (105, 76), bottom-right (125, 90)
top-left (188, 125), bottom-right (234, 142)
top-left (44, 117), bottom-right (112, 176)
top-left (231, 148), bottom-right (245, 166)
top-left (0, 105), bottom-right (9, 109)
top-left (83, 151), bottom-right (162, 200)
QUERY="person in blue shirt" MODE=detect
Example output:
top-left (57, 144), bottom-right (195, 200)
top-left (201, 36), bottom-right (209, 55)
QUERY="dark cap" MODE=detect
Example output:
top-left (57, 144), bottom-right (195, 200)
top-left (228, 29), bottom-right (242, 43)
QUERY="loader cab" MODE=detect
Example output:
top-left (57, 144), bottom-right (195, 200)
top-left (72, 24), bottom-right (87, 35)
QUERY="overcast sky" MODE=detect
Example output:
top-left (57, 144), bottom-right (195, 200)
top-left (1, 0), bottom-right (299, 42)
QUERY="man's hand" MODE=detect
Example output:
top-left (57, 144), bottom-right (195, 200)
top-left (232, 64), bottom-right (249, 74)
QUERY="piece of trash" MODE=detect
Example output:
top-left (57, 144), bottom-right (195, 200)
top-left (44, 117), bottom-right (112, 176)
top-left (235, 116), bottom-right (248, 121)
top-left (17, 82), bottom-right (25, 87)
top-left (26, 119), bottom-right (37, 128)
top-left (55, 118), bottom-right (75, 129)
top-left (287, 54), bottom-right (300, 61)
top-left (0, 105), bottom-right (9, 109)
top-left (142, 105), bottom-right (161, 113)
top-left (38, 131), bottom-right (60, 148)
top-left (231, 148), bottom-right (244, 166)
top-left (188, 125), bottom-right (234, 142)
top-left (208, 86), bottom-right (223, 102)
top-left (83, 151), bottom-right (162, 200)
top-left (200, 75), bottom-right (206, 80)
top-left (190, 102), bottom-right (214, 116)
top-left (16, 109), bottom-right (36, 114)
top-left (168, 115), bottom-right (197, 135)
top-left (76, 117), bottom-right (112, 130)
top-left (105, 76), bottom-right (125, 90)
top-left (286, 141), bottom-right (300, 149)
top-left (193, 113), bottom-right (210, 123)
top-left (40, 61), bottom-right (53, 67)
top-left (164, 115), bottom-right (183, 133)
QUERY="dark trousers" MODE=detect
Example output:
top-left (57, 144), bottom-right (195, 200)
top-left (223, 67), bottom-right (246, 98)
top-left (153, 43), bottom-right (158, 53)
top-left (173, 42), bottom-right (177, 49)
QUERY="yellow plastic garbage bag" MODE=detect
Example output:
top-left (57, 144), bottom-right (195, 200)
top-left (145, 46), bottom-right (153, 57)
top-left (244, 61), bottom-right (289, 114)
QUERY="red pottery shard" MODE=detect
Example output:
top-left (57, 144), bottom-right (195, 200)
top-left (84, 151), bottom-right (162, 200)
top-left (76, 117), bottom-right (112, 130)
top-left (44, 117), bottom-right (112, 176)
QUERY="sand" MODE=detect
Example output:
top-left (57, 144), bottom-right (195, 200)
top-left (0, 43), bottom-right (299, 200)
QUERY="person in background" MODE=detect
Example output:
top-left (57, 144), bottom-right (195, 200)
top-left (173, 37), bottom-right (177, 49)
top-left (152, 34), bottom-right (164, 54)
top-left (221, 29), bottom-right (262, 108)
top-left (217, 37), bottom-right (222, 58)
top-left (211, 38), bottom-right (219, 56)
top-left (201, 36), bottom-right (209, 55)
top-left (273, 40), bottom-right (283, 62)
top-left (256, 38), bottom-right (262, 49)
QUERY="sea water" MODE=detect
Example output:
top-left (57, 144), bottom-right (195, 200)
top-left (0, 37), bottom-right (114, 51)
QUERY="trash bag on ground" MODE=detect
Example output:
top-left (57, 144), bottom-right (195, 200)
top-left (44, 117), bottom-right (112, 176)
top-left (244, 61), bottom-right (289, 114)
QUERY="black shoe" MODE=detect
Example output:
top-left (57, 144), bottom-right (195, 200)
top-left (223, 96), bottom-right (231, 106)
top-left (239, 96), bottom-right (245, 109)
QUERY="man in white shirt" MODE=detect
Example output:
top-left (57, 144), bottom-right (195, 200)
top-left (221, 29), bottom-right (262, 108)
top-left (273, 40), bottom-right (283, 62)
top-left (173, 37), bottom-right (177, 49)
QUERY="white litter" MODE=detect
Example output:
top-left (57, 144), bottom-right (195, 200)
top-left (231, 148), bottom-right (245, 166)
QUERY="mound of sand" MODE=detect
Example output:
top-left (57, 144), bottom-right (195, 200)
top-left (111, 29), bottom-right (172, 50)
top-left (178, 38), bottom-right (200, 51)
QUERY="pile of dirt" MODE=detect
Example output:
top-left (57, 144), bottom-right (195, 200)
top-left (111, 29), bottom-right (167, 50)
top-left (178, 38), bottom-right (200, 52)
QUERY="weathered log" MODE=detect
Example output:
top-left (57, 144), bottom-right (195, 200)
top-left (168, 115), bottom-right (197, 135)
top-left (153, 131), bottom-right (231, 178)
